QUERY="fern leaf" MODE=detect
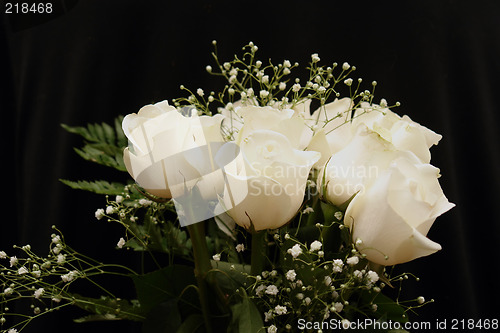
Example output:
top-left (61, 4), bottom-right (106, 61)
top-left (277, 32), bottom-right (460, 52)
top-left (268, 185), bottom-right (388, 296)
top-left (59, 179), bottom-right (127, 195)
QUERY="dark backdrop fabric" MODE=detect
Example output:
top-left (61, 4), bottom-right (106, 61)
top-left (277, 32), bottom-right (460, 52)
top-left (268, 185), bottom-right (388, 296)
top-left (3, 0), bottom-right (500, 332)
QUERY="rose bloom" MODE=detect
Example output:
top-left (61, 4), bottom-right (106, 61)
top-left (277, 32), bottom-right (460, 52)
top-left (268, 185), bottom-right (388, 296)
top-left (317, 101), bottom-right (445, 206)
top-left (316, 103), bottom-right (453, 265)
top-left (345, 154), bottom-right (454, 265)
top-left (218, 128), bottom-right (320, 231)
top-left (306, 97), bottom-right (354, 167)
top-left (122, 100), bottom-right (225, 200)
top-left (234, 105), bottom-right (313, 150)
top-left (351, 101), bottom-right (442, 163)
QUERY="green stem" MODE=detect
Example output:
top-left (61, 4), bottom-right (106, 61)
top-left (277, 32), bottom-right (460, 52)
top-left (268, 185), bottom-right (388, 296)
top-left (250, 230), bottom-right (266, 276)
top-left (186, 221), bottom-right (213, 333)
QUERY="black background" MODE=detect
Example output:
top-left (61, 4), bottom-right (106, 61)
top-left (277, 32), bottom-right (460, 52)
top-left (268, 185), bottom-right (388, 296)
top-left (2, 0), bottom-right (500, 332)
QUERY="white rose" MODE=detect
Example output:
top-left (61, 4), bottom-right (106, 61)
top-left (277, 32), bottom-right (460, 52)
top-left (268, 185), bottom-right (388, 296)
top-left (352, 102), bottom-right (442, 163)
top-left (122, 101), bottom-right (226, 224)
top-left (306, 98), bottom-right (354, 160)
top-left (318, 125), bottom-right (396, 206)
top-left (218, 129), bottom-right (320, 231)
top-left (235, 105), bottom-right (312, 150)
top-left (218, 98), bottom-right (257, 137)
top-left (345, 155), bottom-right (454, 265)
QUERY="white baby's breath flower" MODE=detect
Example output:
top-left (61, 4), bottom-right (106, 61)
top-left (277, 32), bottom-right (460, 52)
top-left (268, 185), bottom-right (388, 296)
top-left (18, 267), bottom-right (28, 275)
top-left (367, 270), bottom-right (379, 285)
top-left (332, 259), bottom-right (344, 273)
top-left (9, 256), bottom-right (17, 267)
top-left (255, 285), bottom-right (266, 297)
top-left (106, 206), bottom-right (115, 214)
top-left (292, 83), bottom-right (301, 92)
top-left (333, 302), bottom-right (344, 313)
top-left (417, 296), bottom-right (425, 304)
top-left (267, 325), bottom-right (277, 333)
top-left (265, 285), bottom-right (279, 296)
top-left (117, 237), bottom-right (126, 249)
top-left (334, 211), bottom-right (343, 220)
top-left (197, 88), bottom-right (205, 97)
top-left (3, 287), bottom-right (14, 296)
top-left (346, 256), bottom-right (359, 266)
top-left (56, 254), bottom-right (66, 264)
top-left (0, 251), bottom-right (6, 259)
top-left (61, 270), bottom-right (79, 282)
top-left (138, 199), bottom-right (152, 207)
top-left (302, 207), bottom-right (314, 214)
top-left (115, 195), bottom-right (124, 203)
top-left (32, 270), bottom-right (41, 278)
top-left (235, 244), bottom-right (245, 253)
top-left (287, 244), bottom-right (303, 258)
top-left (259, 90), bottom-right (269, 98)
top-left (310, 240), bottom-right (322, 252)
top-left (353, 270), bottom-right (363, 280)
top-left (286, 269), bottom-right (297, 281)
top-left (324, 275), bottom-right (332, 286)
top-left (51, 235), bottom-right (61, 244)
top-left (264, 310), bottom-right (273, 322)
top-left (34, 288), bottom-right (45, 299)
top-left (95, 208), bottom-right (105, 220)
top-left (274, 305), bottom-right (287, 315)
top-left (53, 244), bottom-right (62, 255)
top-left (212, 253), bottom-right (221, 261)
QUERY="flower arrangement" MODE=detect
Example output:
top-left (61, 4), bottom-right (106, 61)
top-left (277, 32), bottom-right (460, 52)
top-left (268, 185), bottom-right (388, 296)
top-left (1, 41), bottom-right (454, 333)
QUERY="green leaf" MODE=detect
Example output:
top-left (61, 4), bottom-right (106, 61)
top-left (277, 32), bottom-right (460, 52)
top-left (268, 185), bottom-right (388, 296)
top-left (71, 294), bottom-right (145, 322)
top-left (61, 116), bottom-right (128, 171)
top-left (61, 116), bottom-right (125, 146)
top-left (73, 143), bottom-right (126, 171)
top-left (229, 288), bottom-right (264, 333)
top-left (59, 179), bottom-right (127, 195)
top-left (131, 265), bottom-right (199, 316)
top-left (142, 299), bottom-right (182, 333)
top-left (361, 291), bottom-right (409, 323)
top-left (210, 260), bottom-right (251, 294)
top-left (176, 314), bottom-right (205, 333)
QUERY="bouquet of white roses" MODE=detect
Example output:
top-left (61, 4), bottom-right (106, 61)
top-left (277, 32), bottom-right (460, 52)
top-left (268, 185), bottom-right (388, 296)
top-left (1, 41), bottom-right (453, 333)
